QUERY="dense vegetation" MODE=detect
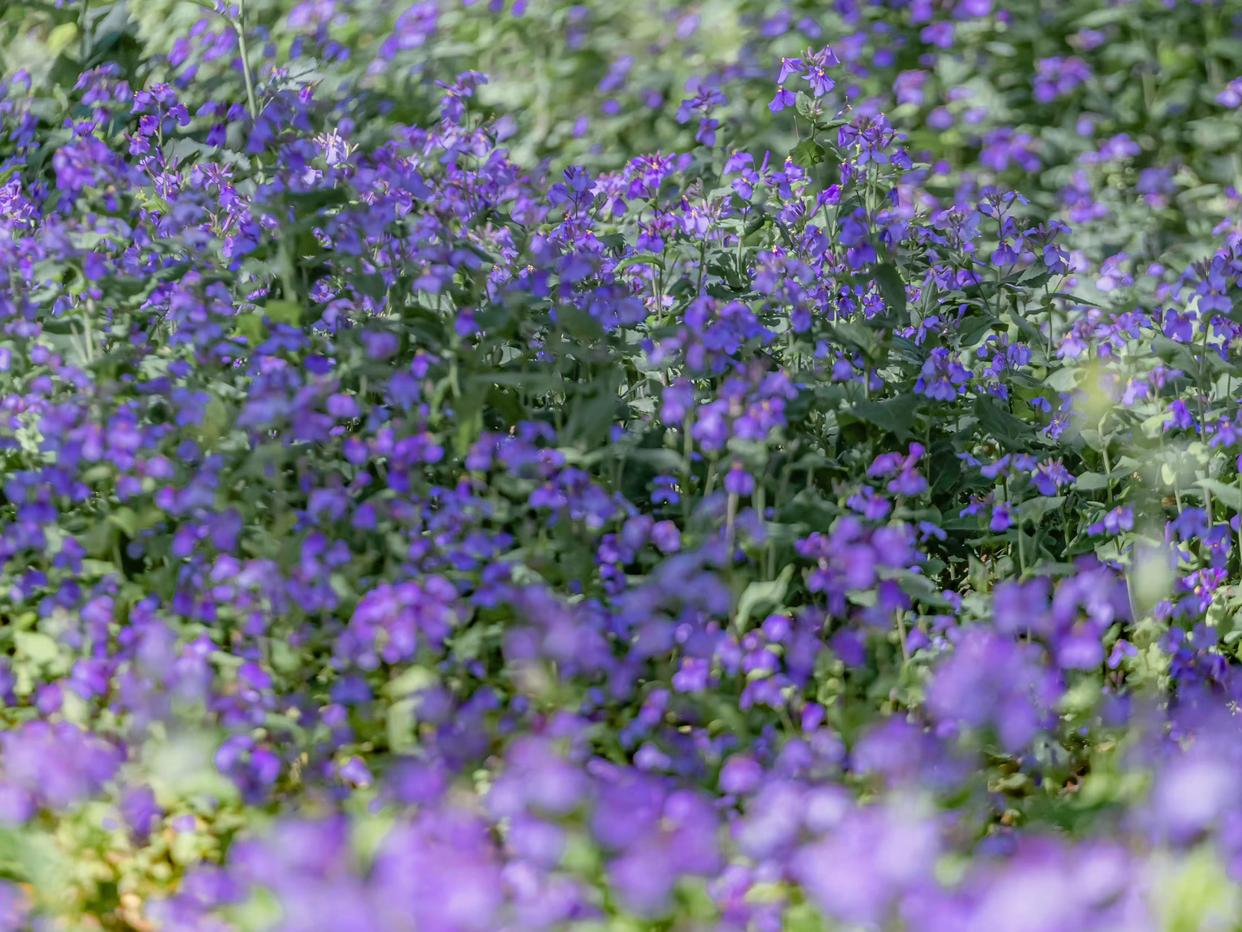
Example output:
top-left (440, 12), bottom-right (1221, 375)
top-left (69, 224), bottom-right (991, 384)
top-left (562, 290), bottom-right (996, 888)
top-left (2, 0), bottom-right (1242, 928)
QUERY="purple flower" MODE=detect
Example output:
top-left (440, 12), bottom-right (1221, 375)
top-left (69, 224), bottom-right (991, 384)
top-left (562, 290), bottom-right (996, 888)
top-left (1087, 506), bottom-right (1134, 537)
top-left (769, 87), bottom-right (796, 113)
top-left (914, 348), bottom-right (970, 400)
top-left (724, 462), bottom-right (755, 496)
top-left (1165, 399), bottom-right (1195, 431)
top-left (1217, 77), bottom-right (1242, 108)
top-left (928, 629), bottom-right (1061, 751)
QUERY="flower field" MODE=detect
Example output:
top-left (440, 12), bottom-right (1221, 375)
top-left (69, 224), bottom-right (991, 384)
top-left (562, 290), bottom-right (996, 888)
top-left (2, 0), bottom-right (1242, 928)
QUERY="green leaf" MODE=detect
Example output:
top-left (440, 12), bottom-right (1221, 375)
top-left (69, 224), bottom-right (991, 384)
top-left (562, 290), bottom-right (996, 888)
top-left (233, 312), bottom-right (265, 345)
top-left (874, 263), bottom-right (907, 317)
top-left (555, 305), bottom-right (605, 342)
top-left (382, 665), bottom-right (438, 699)
top-left (264, 299), bottom-right (304, 326)
top-left (959, 311), bottom-right (998, 346)
top-left (0, 826), bottom-right (73, 895)
top-left (974, 396), bottom-right (1031, 449)
top-left (1018, 495), bottom-right (1065, 523)
top-left (1074, 472), bottom-right (1110, 492)
top-left (735, 565), bottom-right (794, 629)
top-left (476, 371), bottom-right (563, 391)
top-left (15, 631), bottom-right (60, 666)
top-left (108, 507), bottom-right (140, 537)
top-left (199, 396), bottom-right (231, 444)
top-left (828, 320), bottom-right (882, 359)
top-left (789, 139), bottom-right (826, 169)
top-left (1197, 478), bottom-right (1242, 511)
top-left (565, 384), bottom-right (621, 447)
top-left (1045, 367), bottom-right (1080, 392)
top-left (613, 252), bottom-right (664, 273)
top-left (386, 698), bottom-right (419, 753)
top-left (850, 394), bottom-right (918, 440)
top-left (47, 22), bottom-right (79, 56)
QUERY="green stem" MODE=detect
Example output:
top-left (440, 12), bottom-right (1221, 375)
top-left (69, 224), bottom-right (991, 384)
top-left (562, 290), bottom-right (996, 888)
top-left (233, 0), bottom-right (260, 121)
top-left (78, 0), bottom-right (90, 62)
top-left (725, 490), bottom-right (738, 625)
top-left (1099, 416), bottom-right (1113, 506)
top-left (1195, 314), bottom-right (1214, 526)
top-left (681, 427), bottom-right (693, 524)
top-left (1043, 284), bottom-right (1054, 362)
top-left (1235, 471), bottom-right (1242, 576)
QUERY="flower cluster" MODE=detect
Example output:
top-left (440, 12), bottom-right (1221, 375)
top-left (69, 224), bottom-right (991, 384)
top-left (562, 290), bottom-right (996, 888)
top-left (0, 1), bottom-right (1241, 929)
